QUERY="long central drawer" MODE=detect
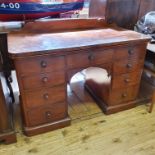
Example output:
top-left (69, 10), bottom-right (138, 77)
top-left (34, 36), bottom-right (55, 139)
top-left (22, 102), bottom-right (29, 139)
top-left (66, 49), bottom-right (114, 69)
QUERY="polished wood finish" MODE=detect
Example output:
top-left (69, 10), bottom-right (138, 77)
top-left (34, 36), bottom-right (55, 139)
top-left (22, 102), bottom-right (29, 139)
top-left (0, 73), bottom-right (16, 144)
top-left (89, 0), bottom-right (155, 29)
top-left (8, 19), bottom-right (150, 136)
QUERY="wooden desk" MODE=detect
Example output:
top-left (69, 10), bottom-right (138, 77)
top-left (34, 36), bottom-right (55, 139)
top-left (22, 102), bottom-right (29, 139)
top-left (7, 19), bottom-right (150, 136)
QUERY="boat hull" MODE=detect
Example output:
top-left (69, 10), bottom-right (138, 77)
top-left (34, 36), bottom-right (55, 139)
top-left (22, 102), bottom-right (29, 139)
top-left (0, 0), bottom-right (84, 21)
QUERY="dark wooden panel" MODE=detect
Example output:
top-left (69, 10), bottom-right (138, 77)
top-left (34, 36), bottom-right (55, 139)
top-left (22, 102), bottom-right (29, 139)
top-left (138, 0), bottom-right (155, 19)
top-left (89, 0), bottom-right (107, 18)
top-left (0, 73), bottom-right (16, 144)
top-left (0, 33), bottom-right (13, 72)
top-left (0, 78), bottom-right (10, 132)
top-left (105, 0), bottom-right (141, 29)
top-left (89, 0), bottom-right (142, 29)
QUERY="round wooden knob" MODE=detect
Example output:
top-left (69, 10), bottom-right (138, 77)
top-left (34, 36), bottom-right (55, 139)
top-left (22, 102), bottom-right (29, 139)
top-left (41, 61), bottom-right (47, 68)
top-left (42, 77), bottom-right (48, 83)
top-left (122, 93), bottom-right (127, 98)
top-left (126, 64), bottom-right (132, 69)
top-left (88, 54), bottom-right (95, 61)
top-left (128, 49), bottom-right (134, 55)
top-left (124, 78), bottom-right (130, 83)
top-left (46, 111), bottom-right (52, 119)
top-left (43, 93), bottom-right (49, 100)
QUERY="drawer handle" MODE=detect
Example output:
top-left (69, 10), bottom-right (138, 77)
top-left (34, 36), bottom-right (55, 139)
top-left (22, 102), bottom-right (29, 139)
top-left (88, 54), bottom-right (95, 61)
top-left (122, 93), bottom-right (127, 98)
top-left (42, 77), bottom-right (48, 83)
top-left (41, 61), bottom-right (47, 68)
top-left (45, 111), bottom-right (52, 120)
top-left (126, 64), bottom-right (132, 69)
top-left (128, 49), bottom-right (134, 55)
top-left (43, 93), bottom-right (49, 100)
top-left (124, 78), bottom-right (130, 83)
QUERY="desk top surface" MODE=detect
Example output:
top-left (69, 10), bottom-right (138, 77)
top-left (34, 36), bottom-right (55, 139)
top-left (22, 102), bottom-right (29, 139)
top-left (8, 28), bottom-right (150, 58)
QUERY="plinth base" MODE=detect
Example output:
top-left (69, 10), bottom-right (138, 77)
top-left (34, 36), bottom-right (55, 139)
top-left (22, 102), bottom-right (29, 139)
top-left (24, 117), bottom-right (71, 137)
top-left (0, 131), bottom-right (16, 144)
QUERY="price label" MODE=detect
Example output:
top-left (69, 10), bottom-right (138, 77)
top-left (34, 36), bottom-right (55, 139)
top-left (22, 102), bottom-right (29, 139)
top-left (0, 3), bottom-right (20, 9)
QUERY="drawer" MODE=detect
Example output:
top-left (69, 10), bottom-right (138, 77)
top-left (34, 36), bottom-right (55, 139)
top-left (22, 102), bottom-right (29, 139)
top-left (15, 55), bottom-right (65, 75)
top-left (113, 59), bottom-right (144, 74)
top-left (21, 71), bottom-right (65, 90)
top-left (91, 49), bottom-right (114, 65)
top-left (24, 86), bottom-right (66, 108)
top-left (115, 45), bottom-right (146, 61)
top-left (108, 85), bottom-right (139, 105)
top-left (27, 102), bottom-right (67, 127)
top-left (112, 71), bottom-right (142, 89)
top-left (67, 52), bottom-right (90, 69)
top-left (67, 49), bottom-right (114, 69)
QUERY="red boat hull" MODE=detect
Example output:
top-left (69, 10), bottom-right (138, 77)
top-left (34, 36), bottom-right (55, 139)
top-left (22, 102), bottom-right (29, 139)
top-left (0, 0), bottom-right (84, 21)
top-left (0, 12), bottom-right (65, 21)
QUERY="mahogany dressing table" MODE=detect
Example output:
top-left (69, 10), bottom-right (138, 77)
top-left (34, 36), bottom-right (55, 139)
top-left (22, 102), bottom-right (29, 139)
top-left (7, 19), bottom-right (150, 136)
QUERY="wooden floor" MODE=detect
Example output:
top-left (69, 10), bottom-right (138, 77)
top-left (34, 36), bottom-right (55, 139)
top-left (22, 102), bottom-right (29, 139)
top-left (0, 72), bottom-right (155, 155)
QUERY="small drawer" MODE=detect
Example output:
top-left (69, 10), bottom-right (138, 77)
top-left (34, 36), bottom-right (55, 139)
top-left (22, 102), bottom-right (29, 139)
top-left (108, 85), bottom-right (139, 105)
top-left (91, 49), bottom-right (114, 65)
top-left (24, 86), bottom-right (66, 108)
top-left (27, 102), bottom-right (67, 127)
top-left (21, 71), bottom-right (65, 90)
top-left (15, 55), bottom-right (65, 75)
top-left (112, 71), bottom-right (142, 89)
top-left (113, 59), bottom-right (144, 74)
top-left (115, 45), bottom-right (146, 61)
top-left (67, 52), bottom-right (90, 69)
